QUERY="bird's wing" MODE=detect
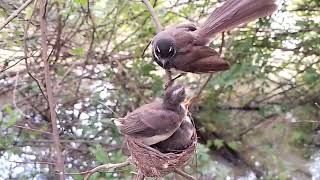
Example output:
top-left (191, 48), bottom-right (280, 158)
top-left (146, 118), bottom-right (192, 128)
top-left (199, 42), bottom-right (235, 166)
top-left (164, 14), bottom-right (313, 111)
top-left (173, 23), bottom-right (197, 31)
top-left (175, 46), bottom-right (230, 73)
top-left (119, 108), bottom-right (180, 137)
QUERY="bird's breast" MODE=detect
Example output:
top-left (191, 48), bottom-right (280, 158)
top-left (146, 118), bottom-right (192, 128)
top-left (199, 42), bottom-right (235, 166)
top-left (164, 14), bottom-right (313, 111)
top-left (138, 130), bottom-right (176, 145)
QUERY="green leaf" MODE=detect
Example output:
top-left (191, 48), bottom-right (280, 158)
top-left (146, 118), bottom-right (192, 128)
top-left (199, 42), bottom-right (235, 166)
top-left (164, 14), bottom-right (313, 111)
top-left (274, 122), bottom-right (286, 134)
top-left (70, 47), bottom-right (85, 57)
top-left (290, 131), bottom-right (305, 143)
top-left (5, 115), bottom-right (18, 128)
top-left (303, 67), bottom-right (318, 86)
top-left (95, 145), bottom-right (107, 163)
top-left (0, 137), bottom-right (5, 148)
top-left (3, 105), bottom-right (13, 114)
top-left (227, 141), bottom-right (238, 150)
top-left (141, 63), bottom-right (156, 76)
top-left (72, 173), bottom-right (83, 180)
top-left (3, 105), bottom-right (20, 128)
top-left (25, 6), bottom-right (33, 19)
top-left (73, 0), bottom-right (87, 7)
top-left (213, 139), bottom-right (224, 149)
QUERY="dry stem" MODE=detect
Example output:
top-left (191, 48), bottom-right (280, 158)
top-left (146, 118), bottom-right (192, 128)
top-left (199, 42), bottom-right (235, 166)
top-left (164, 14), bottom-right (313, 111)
top-left (39, 0), bottom-right (64, 179)
top-left (84, 159), bottom-right (130, 180)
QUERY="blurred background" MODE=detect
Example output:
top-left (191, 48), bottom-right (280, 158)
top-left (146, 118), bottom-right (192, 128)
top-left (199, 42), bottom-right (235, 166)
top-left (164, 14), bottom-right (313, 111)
top-left (0, 0), bottom-right (319, 179)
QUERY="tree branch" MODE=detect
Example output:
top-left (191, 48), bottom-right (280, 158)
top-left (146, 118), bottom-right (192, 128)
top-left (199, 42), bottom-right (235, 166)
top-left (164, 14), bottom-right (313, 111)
top-left (0, 0), bottom-right (34, 31)
top-left (174, 169), bottom-right (196, 180)
top-left (12, 125), bottom-right (52, 135)
top-left (141, 0), bottom-right (162, 32)
top-left (39, 0), bottom-right (64, 179)
top-left (23, 0), bottom-right (48, 103)
top-left (83, 159), bottom-right (130, 180)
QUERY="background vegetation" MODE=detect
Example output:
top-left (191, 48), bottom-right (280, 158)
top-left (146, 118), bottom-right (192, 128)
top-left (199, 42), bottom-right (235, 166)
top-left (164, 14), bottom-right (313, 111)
top-left (0, 0), bottom-right (319, 179)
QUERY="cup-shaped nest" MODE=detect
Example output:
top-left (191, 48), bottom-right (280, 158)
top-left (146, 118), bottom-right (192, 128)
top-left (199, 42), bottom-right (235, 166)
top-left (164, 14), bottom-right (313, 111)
top-left (127, 128), bottom-right (197, 178)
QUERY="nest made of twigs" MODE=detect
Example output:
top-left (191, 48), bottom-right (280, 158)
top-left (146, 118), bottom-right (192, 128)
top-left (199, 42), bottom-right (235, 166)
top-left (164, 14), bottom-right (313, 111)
top-left (127, 128), bottom-right (197, 178)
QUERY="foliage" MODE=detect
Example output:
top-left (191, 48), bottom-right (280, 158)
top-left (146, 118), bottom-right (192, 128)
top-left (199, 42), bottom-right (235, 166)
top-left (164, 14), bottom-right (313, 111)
top-left (0, 0), bottom-right (319, 179)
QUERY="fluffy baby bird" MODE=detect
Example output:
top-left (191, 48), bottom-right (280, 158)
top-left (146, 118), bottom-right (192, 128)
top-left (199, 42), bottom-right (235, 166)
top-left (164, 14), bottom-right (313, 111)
top-left (152, 116), bottom-right (194, 153)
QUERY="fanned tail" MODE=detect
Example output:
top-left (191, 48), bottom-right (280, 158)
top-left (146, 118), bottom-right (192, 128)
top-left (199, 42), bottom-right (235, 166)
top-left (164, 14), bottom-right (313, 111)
top-left (195, 0), bottom-right (277, 40)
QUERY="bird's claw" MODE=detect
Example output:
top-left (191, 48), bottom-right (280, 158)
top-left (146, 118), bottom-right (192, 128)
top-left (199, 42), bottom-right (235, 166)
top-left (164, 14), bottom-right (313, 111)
top-left (164, 80), bottom-right (174, 90)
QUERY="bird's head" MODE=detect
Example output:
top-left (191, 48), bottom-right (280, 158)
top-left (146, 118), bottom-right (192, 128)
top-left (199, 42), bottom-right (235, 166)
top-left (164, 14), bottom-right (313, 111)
top-left (164, 85), bottom-right (186, 106)
top-left (152, 36), bottom-right (177, 69)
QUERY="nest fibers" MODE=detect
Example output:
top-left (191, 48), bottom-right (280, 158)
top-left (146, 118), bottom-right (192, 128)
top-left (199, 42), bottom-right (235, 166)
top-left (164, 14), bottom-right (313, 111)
top-left (127, 127), bottom-right (197, 178)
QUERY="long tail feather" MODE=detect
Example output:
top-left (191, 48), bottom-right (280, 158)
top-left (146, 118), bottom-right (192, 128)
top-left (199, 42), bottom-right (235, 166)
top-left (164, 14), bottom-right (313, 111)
top-left (196, 0), bottom-right (277, 40)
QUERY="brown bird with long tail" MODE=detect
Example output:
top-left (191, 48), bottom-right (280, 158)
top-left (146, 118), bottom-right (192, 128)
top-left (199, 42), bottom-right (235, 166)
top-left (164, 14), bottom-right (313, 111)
top-left (152, 0), bottom-right (277, 75)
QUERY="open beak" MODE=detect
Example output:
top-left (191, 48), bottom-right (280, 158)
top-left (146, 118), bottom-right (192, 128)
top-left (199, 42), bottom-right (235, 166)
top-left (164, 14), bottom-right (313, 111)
top-left (183, 98), bottom-right (192, 109)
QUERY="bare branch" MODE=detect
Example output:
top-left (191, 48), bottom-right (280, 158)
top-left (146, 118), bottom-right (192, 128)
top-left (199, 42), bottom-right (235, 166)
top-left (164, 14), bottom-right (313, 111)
top-left (39, 0), bottom-right (64, 179)
top-left (174, 169), bottom-right (197, 180)
top-left (0, 0), bottom-right (34, 31)
top-left (12, 125), bottom-right (52, 135)
top-left (83, 159), bottom-right (130, 180)
top-left (9, 160), bottom-right (55, 165)
top-left (141, 0), bottom-right (162, 32)
top-left (0, 58), bottom-right (25, 73)
top-left (23, 0), bottom-right (48, 102)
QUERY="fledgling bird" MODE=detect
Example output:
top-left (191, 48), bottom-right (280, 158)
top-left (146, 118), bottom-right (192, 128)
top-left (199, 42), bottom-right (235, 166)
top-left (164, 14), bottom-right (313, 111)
top-left (114, 85), bottom-right (187, 145)
top-left (152, 0), bottom-right (277, 74)
top-left (152, 116), bottom-right (194, 153)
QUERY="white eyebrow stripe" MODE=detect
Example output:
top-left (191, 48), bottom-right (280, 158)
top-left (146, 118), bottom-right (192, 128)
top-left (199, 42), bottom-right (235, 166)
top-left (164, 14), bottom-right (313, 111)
top-left (156, 46), bottom-right (161, 52)
top-left (153, 47), bottom-right (159, 59)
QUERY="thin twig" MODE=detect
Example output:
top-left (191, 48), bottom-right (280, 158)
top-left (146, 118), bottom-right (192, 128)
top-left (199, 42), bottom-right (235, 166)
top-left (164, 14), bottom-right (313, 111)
top-left (9, 160), bottom-right (55, 165)
top-left (84, 159), bottom-right (130, 180)
top-left (39, 0), bottom-right (64, 179)
top-left (74, 4), bottom-right (97, 98)
top-left (63, 167), bottom-right (127, 176)
top-left (0, 0), bottom-right (34, 31)
top-left (13, 125), bottom-right (52, 135)
top-left (174, 169), bottom-right (197, 180)
top-left (23, 0), bottom-right (48, 102)
top-left (141, 0), bottom-right (162, 32)
top-left (0, 58), bottom-right (25, 73)
top-left (141, 40), bottom-right (152, 57)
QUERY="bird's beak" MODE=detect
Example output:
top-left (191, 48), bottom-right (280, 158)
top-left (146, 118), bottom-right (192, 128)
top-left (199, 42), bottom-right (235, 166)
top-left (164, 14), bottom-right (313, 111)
top-left (183, 98), bottom-right (192, 109)
top-left (161, 59), bottom-right (169, 68)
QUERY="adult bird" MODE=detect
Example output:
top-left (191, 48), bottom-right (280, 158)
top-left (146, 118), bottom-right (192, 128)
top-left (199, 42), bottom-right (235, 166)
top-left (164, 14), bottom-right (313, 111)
top-left (152, 0), bottom-right (277, 75)
top-left (114, 85), bottom-right (187, 145)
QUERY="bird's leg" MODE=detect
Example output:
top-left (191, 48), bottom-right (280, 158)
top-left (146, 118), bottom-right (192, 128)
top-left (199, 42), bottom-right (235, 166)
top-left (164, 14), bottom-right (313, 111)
top-left (172, 72), bottom-right (187, 82)
top-left (164, 70), bottom-right (173, 89)
top-left (164, 73), bottom-right (187, 90)
top-left (183, 98), bottom-right (192, 109)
